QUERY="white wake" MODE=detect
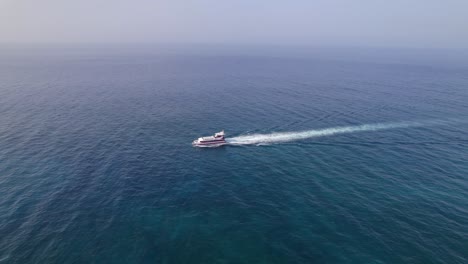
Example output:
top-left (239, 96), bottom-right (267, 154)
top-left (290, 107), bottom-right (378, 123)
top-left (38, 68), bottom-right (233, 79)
top-left (226, 121), bottom-right (421, 145)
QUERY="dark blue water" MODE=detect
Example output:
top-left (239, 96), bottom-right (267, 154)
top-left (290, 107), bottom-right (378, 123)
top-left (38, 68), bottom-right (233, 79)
top-left (1, 46), bottom-right (467, 263)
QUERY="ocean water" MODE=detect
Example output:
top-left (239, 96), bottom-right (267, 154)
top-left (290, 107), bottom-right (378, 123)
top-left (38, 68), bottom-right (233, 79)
top-left (0, 46), bottom-right (467, 263)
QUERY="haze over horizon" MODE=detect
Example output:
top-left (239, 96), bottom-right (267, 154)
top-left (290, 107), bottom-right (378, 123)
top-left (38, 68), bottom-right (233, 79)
top-left (1, 0), bottom-right (468, 49)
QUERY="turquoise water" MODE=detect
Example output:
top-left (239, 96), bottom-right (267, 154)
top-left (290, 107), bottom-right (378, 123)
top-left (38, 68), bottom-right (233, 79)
top-left (0, 47), bottom-right (467, 263)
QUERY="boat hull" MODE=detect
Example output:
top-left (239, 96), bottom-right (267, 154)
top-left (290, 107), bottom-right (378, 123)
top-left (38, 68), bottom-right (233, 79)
top-left (192, 140), bottom-right (227, 147)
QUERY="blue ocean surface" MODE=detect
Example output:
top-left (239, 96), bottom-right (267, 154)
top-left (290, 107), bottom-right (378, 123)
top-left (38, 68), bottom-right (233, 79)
top-left (0, 46), bottom-right (467, 263)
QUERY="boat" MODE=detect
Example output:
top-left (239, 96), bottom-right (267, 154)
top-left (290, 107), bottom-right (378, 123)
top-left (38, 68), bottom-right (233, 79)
top-left (192, 130), bottom-right (226, 147)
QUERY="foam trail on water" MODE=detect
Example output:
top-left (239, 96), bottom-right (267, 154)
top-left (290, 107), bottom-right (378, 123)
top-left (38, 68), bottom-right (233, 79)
top-left (226, 121), bottom-right (422, 145)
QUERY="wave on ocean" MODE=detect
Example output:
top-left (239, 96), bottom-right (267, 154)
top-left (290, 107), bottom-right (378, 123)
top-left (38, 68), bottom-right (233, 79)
top-left (226, 120), bottom-right (427, 145)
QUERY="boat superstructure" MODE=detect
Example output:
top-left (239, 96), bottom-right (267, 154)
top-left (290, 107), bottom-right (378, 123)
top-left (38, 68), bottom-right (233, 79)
top-left (192, 130), bottom-right (226, 147)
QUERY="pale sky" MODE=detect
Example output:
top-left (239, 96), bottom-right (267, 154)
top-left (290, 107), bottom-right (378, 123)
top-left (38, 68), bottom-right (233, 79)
top-left (1, 0), bottom-right (468, 48)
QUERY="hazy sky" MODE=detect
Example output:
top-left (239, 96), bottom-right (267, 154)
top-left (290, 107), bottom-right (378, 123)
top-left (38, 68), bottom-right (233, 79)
top-left (1, 0), bottom-right (468, 48)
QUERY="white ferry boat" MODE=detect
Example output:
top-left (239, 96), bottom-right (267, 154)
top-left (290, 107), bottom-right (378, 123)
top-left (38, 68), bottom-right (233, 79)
top-left (192, 130), bottom-right (226, 147)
